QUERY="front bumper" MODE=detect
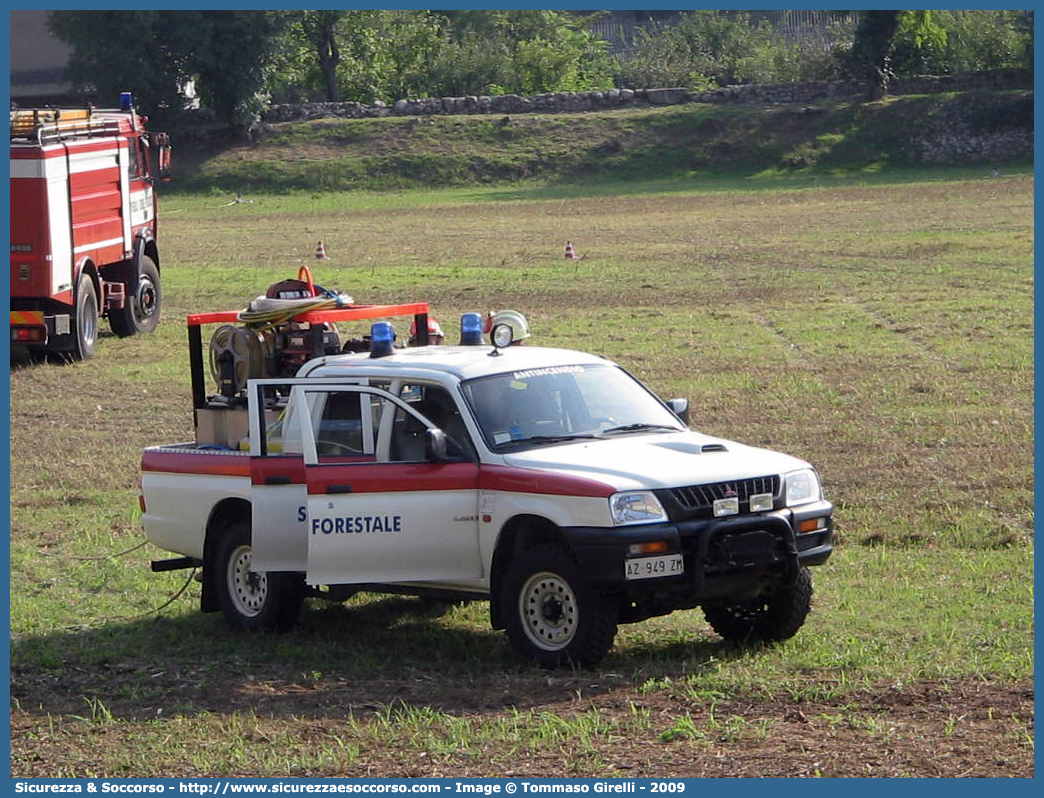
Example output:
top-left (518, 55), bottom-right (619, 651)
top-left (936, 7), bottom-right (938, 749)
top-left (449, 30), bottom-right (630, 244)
top-left (562, 500), bottom-right (833, 614)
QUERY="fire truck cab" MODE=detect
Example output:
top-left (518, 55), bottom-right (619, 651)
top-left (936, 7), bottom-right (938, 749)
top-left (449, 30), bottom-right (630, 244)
top-left (10, 96), bottom-right (171, 359)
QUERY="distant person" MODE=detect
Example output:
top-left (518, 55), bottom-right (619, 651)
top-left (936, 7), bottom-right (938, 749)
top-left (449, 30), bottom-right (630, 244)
top-left (408, 317), bottom-right (445, 346)
top-left (484, 309), bottom-right (531, 345)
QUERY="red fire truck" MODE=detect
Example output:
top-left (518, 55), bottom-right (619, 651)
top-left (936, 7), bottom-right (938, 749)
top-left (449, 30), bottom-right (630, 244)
top-left (10, 96), bottom-right (172, 359)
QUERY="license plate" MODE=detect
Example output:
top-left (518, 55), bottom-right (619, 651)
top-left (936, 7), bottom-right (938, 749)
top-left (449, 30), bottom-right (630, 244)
top-left (625, 554), bottom-right (684, 580)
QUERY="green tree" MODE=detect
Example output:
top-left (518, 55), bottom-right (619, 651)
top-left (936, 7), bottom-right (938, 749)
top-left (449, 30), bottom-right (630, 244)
top-left (275, 10), bottom-right (439, 105)
top-left (428, 35), bottom-right (514, 96)
top-left (847, 10), bottom-right (944, 99)
top-left (443, 10), bottom-right (568, 44)
top-left (49, 10), bottom-right (286, 134)
top-left (618, 24), bottom-right (711, 90)
top-left (266, 14), bottom-right (319, 104)
top-left (47, 11), bottom-right (190, 128)
top-left (374, 11), bottom-right (446, 101)
top-left (678, 11), bottom-right (776, 85)
top-left (890, 10), bottom-right (1031, 75)
top-left (176, 11), bottom-right (287, 136)
top-left (332, 11), bottom-right (396, 104)
top-left (509, 28), bottom-right (614, 94)
top-left (617, 11), bottom-right (803, 90)
top-left (297, 10), bottom-right (349, 102)
top-left (846, 10), bottom-right (899, 99)
top-left (433, 10), bottom-right (615, 96)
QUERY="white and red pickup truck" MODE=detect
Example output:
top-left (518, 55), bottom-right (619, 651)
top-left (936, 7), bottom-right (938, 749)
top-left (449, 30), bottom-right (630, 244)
top-left (140, 300), bottom-right (833, 668)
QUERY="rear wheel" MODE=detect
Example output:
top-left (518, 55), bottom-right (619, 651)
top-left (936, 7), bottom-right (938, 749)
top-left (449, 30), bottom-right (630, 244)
top-left (109, 255), bottom-right (161, 336)
top-left (212, 520), bottom-right (304, 631)
top-left (73, 272), bottom-right (98, 360)
top-left (501, 543), bottom-right (617, 668)
top-left (703, 567), bottom-right (813, 643)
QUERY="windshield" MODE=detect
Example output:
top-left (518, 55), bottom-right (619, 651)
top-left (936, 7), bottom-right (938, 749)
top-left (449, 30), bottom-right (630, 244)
top-left (460, 363), bottom-right (685, 451)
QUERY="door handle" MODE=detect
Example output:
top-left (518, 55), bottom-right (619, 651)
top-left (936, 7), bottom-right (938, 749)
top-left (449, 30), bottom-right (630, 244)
top-left (265, 475), bottom-right (292, 485)
top-left (326, 484), bottom-right (353, 494)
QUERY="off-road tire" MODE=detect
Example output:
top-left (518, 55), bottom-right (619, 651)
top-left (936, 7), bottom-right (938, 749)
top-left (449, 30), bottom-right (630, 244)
top-left (109, 255), bottom-right (161, 337)
top-left (212, 519), bottom-right (304, 631)
top-left (501, 543), bottom-right (617, 669)
top-left (703, 566), bottom-right (813, 644)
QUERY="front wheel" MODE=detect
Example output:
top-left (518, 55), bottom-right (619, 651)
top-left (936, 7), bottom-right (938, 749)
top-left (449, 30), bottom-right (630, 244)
top-left (501, 543), bottom-right (617, 669)
top-left (703, 566), bottom-right (813, 644)
top-left (212, 520), bottom-right (304, 631)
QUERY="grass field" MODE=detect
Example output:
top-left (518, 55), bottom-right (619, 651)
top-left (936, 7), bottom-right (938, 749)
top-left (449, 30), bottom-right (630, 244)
top-left (9, 170), bottom-right (1034, 777)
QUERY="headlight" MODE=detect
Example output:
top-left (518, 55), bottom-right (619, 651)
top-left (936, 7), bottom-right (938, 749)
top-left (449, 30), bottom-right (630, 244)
top-left (785, 468), bottom-right (822, 507)
top-left (610, 491), bottom-right (668, 526)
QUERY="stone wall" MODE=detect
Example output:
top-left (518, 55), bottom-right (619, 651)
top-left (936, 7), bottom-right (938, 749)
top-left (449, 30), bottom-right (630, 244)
top-left (263, 69), bottom-right (1031, 124)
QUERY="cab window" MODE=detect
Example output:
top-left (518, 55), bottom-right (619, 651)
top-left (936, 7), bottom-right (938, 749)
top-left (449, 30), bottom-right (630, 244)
top-left (262, 381), bottom-right (475, 463)
top-left (314, 391), bottom-right (366, 456)
top-left (386, 383), bottom-right (476, 463)
top-left (258, 385), bottom-right (373, 458)
top-left (126, 140), bottom-right (141, 180)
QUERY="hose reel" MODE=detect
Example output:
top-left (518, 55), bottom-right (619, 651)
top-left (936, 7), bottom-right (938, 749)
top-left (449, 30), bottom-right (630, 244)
top-left (208, 324), bottom-right (270, 398)
top-left (206, 267), bottom-right (349, 399)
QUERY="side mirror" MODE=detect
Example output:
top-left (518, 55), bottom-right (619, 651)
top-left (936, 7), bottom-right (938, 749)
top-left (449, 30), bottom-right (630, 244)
top-left (425, 428), bottom-right (448, 462)
top-left (666, 398), bottom-right (690, 425)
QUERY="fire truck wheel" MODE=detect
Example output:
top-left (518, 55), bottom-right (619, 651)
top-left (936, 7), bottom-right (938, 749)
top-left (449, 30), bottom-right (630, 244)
top-left (501, 543), bottom-right (618, 669)
top-left (110, 256), bottom-right (161, 337)
top-left (212, 519), bottom-right (304, 632)
top-left (74, 272), bottom-right (99, 360)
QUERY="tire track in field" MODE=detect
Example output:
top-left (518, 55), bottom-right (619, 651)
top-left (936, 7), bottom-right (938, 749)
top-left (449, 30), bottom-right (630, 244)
top-left (845, 293), bottom-right (1031, 422)
top-left (848, 296), bottom-right (956, 367)
top-left (751, 293), bottom-right (1030, 416)
top-left (748, 310), bottom-right (822, 372)
top-left (746, 298), bottom-right (1031, 525)
top-left (744, 302), bottom-right (999, 523)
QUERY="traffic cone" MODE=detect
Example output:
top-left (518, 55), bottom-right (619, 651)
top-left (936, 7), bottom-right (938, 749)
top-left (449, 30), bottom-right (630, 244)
top-left (565, 241), bottom-right (577, 260)
top-left (315, 240), bottom-right (328, 260)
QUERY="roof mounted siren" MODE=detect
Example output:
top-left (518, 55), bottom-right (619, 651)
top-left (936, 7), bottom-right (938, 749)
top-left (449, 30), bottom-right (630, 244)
top-left (460, 312), bottom-right (485, 345)
top-left (369, 321), bottom-right (396, 357)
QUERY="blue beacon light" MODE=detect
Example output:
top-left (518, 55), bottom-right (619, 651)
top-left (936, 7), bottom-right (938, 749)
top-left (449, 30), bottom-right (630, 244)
top-left (460, 313), bottom-right (484, 345)
top-left (369, 322), bottom-right (396, 357)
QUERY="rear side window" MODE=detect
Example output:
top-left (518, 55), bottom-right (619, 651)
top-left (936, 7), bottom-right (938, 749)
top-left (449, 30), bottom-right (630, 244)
top-left (314, 392), bottom-right (365, 455)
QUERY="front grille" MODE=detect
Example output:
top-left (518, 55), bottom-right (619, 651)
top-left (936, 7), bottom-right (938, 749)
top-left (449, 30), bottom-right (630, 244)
top-left (670, 475), bottom-right (780, 515)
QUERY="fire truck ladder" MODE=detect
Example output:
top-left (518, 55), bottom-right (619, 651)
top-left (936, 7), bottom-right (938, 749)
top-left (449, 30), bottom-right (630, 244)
top-left (10, 107), bottom-right (122, 145)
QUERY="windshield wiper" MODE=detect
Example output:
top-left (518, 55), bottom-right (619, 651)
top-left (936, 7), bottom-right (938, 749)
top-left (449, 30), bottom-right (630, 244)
top-left (499, 433), bottom-right (602, 448)
top-left (600, 423), bottom-right (680, 436)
